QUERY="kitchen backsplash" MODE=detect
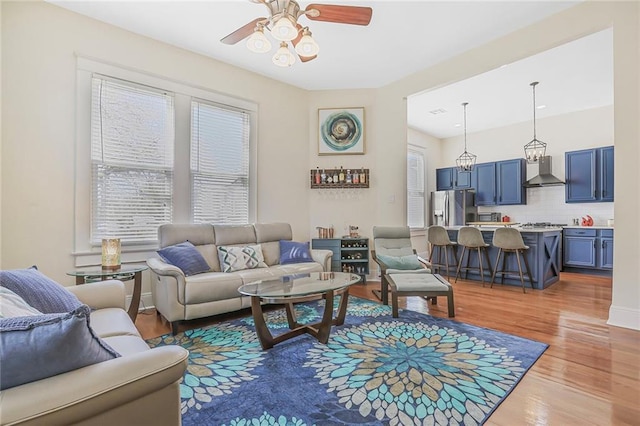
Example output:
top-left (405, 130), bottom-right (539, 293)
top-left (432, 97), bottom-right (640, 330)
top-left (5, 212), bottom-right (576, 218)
top-left (480, 185), bottom-right (614, 226)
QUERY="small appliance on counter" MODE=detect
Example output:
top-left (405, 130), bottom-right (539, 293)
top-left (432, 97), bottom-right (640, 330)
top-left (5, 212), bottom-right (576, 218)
top-left (478, 212), bottom-right (501, 222)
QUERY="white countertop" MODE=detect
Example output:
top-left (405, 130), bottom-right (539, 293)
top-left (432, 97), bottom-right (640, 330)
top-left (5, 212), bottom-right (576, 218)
top-left (444, 225), bottom-right (563, 233)
top-left (563, 226), bottom-right (614, 230)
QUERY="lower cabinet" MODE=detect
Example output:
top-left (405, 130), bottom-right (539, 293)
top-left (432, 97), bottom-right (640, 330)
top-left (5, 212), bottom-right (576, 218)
top-left (563, 228), bottom-right (613, 271)
top-left (311, 238), bottom-right (369, 282)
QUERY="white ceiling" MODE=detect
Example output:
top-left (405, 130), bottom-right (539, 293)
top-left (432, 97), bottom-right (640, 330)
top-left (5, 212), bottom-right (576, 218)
top-left (47, 0), bottom-right (611, 138)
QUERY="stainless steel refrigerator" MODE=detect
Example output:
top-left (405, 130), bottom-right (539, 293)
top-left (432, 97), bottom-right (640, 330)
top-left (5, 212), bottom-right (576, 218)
top-left (430, 189), bottom-right (477, 226)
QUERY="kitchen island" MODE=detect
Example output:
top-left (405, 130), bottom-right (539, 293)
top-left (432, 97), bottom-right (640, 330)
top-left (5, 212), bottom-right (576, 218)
top-left (443, 226), bottom-right (562, 290)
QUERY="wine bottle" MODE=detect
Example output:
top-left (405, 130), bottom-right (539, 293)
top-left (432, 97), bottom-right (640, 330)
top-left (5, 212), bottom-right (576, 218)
top-left (321, 169), bottom-right (326, 184)
top-left (315, 167), bottom-right (321, 185)
top-left (339, 166), bottom-right (345, 183)
top-left (360, 168), bottom-right (366, 184)
top-left (353, 170), bottom-right (359, 184)
top-left (346, 169), bottom-right (352, 184)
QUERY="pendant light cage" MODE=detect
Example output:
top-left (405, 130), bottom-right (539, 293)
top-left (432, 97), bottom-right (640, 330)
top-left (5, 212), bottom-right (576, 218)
top-left (456, 102), bottom-right (476, 172)
top-left (524, 81), bottom-right (547, 164)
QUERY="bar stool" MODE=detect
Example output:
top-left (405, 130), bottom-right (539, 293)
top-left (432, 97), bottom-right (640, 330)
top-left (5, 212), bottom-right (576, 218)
top-left (455, 226), bottom-right (493, 286)
top-left (427, 225), bottom-right (458, 279)
top-left (490, 227), bottom-right (534, 293)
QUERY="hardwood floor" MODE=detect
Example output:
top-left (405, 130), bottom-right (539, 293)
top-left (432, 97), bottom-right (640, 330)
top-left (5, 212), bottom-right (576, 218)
top-left (136, 272), bottom-right (640, 425)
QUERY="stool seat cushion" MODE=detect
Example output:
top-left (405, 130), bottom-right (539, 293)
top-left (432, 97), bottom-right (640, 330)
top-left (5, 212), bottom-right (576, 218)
top-left (388, 273), bottom-right (450, 292)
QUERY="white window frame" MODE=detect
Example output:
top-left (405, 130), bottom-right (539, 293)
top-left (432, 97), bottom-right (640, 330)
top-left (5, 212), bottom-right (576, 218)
top-left (74, 56), bottom-right (257, 266)
top-left (407, 145), bottom-right (427, 230)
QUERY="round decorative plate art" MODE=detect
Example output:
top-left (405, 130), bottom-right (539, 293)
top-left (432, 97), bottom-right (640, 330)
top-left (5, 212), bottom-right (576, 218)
top-left (318, 107), bottom-right (365, 155)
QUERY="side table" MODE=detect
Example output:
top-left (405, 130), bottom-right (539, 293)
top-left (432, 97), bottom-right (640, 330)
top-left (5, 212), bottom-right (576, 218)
top-left (67, 265), bottom-right (148, 322)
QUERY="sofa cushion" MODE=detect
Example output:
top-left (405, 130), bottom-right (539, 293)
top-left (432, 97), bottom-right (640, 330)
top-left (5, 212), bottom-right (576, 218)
top-left (254, 223), bottom-right (292, 243)
top-left (89, 308), bottom-right (142, 339)
top-left (195, 243), bottom-right (221, 272)
top-left (0, 287), bottom-right (42, 318)
top-left (0, 267), bottom-right (82, 314)
top-left (377, 253), bottom-right (423, 270)
top-left (279, 240), bottom-right (314, 265)
top-left (0, 305), bottom-right (119, 390)
top-left (217, 245), bottom-right (267, 273)
top-left (157, 241), bottom-right (211, 276)
top-left (272, 262), bottom-right (324, 276)
top-left (184, 272), bottom-right (244, 304)
top-left (213, 224), bottom-right (256, 246)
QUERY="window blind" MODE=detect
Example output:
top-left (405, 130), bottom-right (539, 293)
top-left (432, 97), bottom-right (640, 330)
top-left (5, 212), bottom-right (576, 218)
top-left (91, 76), bottom-right (174, 244)
top-left (407, 149), bottom-right (426, 229)
top-left (191, 100), bottom-right (250, 225)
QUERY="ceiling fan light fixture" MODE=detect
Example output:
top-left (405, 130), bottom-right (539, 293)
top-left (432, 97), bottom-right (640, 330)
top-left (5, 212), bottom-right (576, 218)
top-left (272, 42), bottom-right (296, 67)
top-left (246, 26), bottom-right (272, 53)
top-left (294, 27), bottom-right (319, 57)
top-left (271, 15), bottom-right (298, 41)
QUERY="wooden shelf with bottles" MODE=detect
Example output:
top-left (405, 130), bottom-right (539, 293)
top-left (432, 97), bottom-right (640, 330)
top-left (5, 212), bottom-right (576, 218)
top-left (310, 168), bottom-right (370, 189)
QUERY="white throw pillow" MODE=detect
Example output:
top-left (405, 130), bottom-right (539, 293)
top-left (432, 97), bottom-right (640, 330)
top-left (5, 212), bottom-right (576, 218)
top-left (217, 244), bottom-right (267, 273)
top-left (0, 287), bottom-right (43, 318)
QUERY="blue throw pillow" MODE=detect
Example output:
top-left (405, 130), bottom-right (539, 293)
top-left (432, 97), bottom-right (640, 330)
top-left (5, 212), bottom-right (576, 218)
top-left (0, 305), bottom-right (119, 390)
top-left (377, 254), bottom-right (423, 270)
top-left (0, 266), bottom-right (82, 314)
top-left (279, 240), bottom-right (314, 265)
top-left (157, 241), bottom-right (211, 276)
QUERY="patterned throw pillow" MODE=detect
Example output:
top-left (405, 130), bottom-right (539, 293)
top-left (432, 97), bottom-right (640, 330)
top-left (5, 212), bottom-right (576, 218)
top-left (217, 245), bottom-right (267, 273)
top-left (0, 287), bottom-right (42, 318)
top-left (0, 266), bottom-right (83, 314)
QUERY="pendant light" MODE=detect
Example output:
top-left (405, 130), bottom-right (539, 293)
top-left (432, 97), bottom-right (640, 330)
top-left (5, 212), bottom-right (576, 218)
top-left (456, 102), bottom-right (477, 172)
top-left (524, 81), bottom-right (547, 163)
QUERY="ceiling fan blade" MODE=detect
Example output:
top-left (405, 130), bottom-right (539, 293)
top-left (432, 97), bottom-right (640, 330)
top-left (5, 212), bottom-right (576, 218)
top-left (305, 4), bottom-right (372, 26)
top-left (291, 24), bottom-right (318, 62)
top-left (220, 17), bottom-right (267, 45)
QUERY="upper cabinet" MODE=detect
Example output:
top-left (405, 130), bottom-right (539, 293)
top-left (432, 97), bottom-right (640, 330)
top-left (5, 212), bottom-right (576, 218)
top-left (468, 158), bottom-right (526, 206)
top-left (565, 146), bottom-right (614, 203)
top-left (436, 167), bottom-right (472, 190)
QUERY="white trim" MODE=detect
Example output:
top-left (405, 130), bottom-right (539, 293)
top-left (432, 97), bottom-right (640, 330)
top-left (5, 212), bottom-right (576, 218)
top-left (607, 305), bottom-right (640, 330)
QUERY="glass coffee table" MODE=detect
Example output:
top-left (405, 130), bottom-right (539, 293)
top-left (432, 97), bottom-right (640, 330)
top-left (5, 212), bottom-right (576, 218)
top-left (238, 272), bottom-right (361, 350)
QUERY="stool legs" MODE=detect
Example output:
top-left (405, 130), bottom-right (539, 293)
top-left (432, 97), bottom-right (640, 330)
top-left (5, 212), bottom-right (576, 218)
top-left (429, 244), bottom-right (457, 280)
top-left (456, 246), bottom-right (492, 286)
top-left (490, 248), bottom-right (533, 292)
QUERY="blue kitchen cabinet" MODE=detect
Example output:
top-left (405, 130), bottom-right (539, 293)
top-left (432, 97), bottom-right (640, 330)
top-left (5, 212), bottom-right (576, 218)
top-left (563, 229), bottom-right (597, 267)
top-left (565, 146), bottom-right (614, 203)
top-left (598, 229), bottom-right (614, 270)
top-left (468, 159), bottom-right (526, 206)
top-left (436, 167), bottom-right (472, 190)
top-left (600, 146), bottom-right (614, 202)
top-left (563, 228), bottom-right (613, 271)
top-left (496, 159), bottom-right (527, 205)
top-left (473, 162), bottom-right (497, 206)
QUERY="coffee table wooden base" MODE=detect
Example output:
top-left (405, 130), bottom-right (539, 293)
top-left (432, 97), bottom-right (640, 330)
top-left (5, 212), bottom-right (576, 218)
top-left (250, 287), bottom-right (350, 350)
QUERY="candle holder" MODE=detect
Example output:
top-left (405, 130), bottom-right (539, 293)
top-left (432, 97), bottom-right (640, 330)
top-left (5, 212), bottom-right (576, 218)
top-left (101, 238), bottom-right (121, 271)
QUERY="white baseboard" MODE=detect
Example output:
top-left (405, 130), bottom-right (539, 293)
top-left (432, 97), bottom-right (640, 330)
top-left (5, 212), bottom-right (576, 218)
top-left (607, 305), bottom-right (640, 330)
top-left (126, 291), bottom-right (155, 313)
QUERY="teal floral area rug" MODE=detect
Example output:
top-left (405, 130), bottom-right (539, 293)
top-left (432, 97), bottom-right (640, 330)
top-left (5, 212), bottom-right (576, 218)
top-left (147, 297), bottom-right (547, 426)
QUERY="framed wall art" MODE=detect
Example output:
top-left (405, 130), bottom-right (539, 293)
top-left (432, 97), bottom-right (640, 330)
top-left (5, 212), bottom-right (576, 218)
top-left (318, 107), bottom-right (365, 155)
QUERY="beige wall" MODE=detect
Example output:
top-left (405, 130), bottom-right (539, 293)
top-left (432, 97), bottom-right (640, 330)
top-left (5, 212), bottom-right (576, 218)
top-left (1, 2), bottom-right (309, 292)
top-left (2, 2), bottom-right (639, 329)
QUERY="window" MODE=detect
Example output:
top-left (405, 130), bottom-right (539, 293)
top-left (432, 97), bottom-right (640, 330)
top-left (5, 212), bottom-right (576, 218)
top-left (407, 148), bottom-right (426, 228)
top-left (191, 101), bottom-right (250, 225)
top-left (90, 76), bottom-right (174, 244)
top-left (77, 57), bottom-right (257, 261)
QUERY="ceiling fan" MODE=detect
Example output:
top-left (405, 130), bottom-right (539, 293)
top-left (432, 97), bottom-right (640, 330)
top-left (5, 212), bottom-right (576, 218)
top-left (221, 0), bottom-right (373, 67)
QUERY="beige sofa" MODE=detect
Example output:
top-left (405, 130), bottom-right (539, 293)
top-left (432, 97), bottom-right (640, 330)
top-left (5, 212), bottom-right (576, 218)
top-left (147, 223), bottom-right (333, 333)
top-left (1, 280), bottom-right (189, 426)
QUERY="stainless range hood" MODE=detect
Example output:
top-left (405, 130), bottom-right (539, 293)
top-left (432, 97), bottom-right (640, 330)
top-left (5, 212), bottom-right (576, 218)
top-left (524, 156), bottom-right (565, 187)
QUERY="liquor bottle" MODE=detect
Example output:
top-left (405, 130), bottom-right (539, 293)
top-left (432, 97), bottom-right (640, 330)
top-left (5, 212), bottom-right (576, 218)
top-left (333, 169), bottom-right (339, 184)
top-left (321, 169), bottom-right (326, 184)
top-left (346, 169), bottom-right (352, 184)
top-left (353, 170), bottom-right (359, 184)
top-left (359, 168), bottom-right (366, 184)
top-left (315, 167), bottom-right (321, 185)
top-left (339, 166), bottom-right (345, 183)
